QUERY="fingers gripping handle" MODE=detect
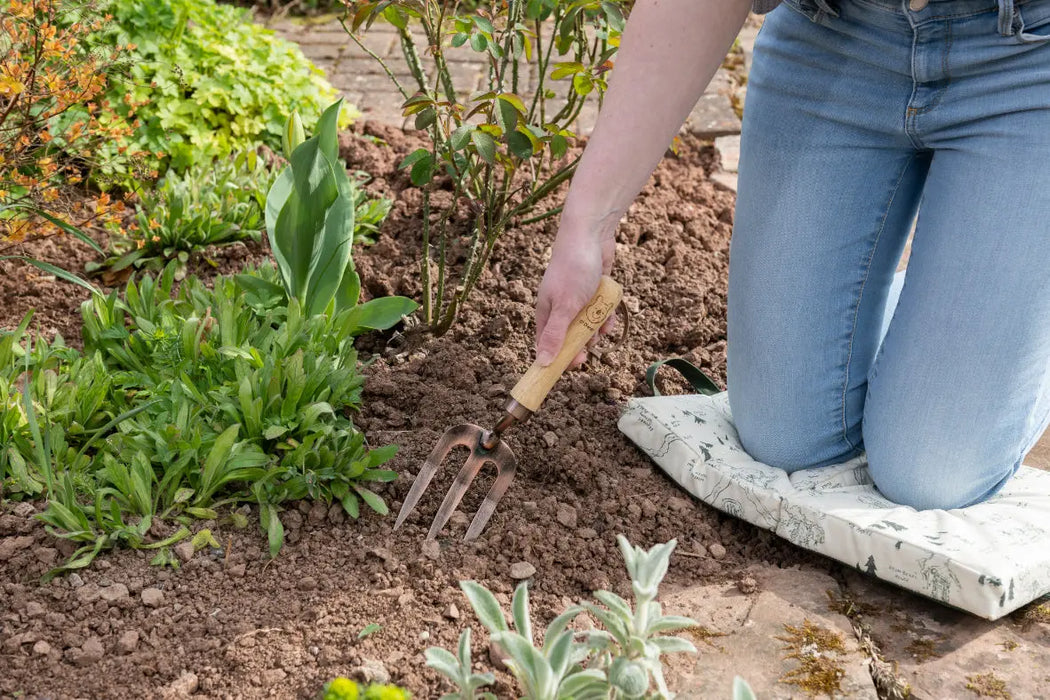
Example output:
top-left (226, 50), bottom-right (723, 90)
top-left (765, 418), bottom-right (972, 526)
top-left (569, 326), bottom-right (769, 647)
top-left (512, 275), bottom-right (623, 413)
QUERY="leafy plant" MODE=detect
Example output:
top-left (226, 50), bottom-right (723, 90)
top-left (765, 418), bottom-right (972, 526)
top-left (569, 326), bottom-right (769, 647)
top-left (732, 677), bottom-right (756, 700)
top-left (431, 535), bottom-right (701, 700)
top-left (425, 628), bottom-right (496, 700)
top-left (579, 537), bottom-right (699, 698)
top-left (0, 0), bottom-right (138, 238)
top-left (267, 101), bottom-right (413, 319)
top-left (76, 0), bottom-right (356, 185)
top-left (88, 151), bottom-right (276, 280)
top-left (2, 260), bottom-right (413, 576)
top-left (345, 0), bottom-right (628, 334)
top-left (321, 677), bottom-right (411, 700)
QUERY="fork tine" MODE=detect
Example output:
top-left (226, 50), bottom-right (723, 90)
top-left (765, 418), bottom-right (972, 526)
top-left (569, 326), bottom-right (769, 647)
top-left (394, 425), bottom-right (481, 531)
top-left (464, 453), bottom-right (516, 542)
top-left (426, 450), bottom-right (491, 540)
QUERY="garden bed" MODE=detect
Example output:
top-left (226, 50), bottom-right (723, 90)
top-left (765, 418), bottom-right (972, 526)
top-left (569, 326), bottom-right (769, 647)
top-left (0, 124), bottom-right (820, 698)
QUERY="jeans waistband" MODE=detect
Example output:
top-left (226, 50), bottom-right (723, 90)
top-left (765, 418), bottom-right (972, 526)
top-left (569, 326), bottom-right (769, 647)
top-left (809, 0), bottom-right (1037, 36)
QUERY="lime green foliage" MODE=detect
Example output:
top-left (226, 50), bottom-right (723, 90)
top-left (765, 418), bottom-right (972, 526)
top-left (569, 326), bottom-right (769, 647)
top-left (267, 102), bottom-right (407, 318)
top-left (79, 0), bottom-right (356, 185)
top-left (347, 0), bottom-right (628, 334)
top-left (322, 677), bottom-right (411, 700)
top-left (432, 535), bottom-right (699, 700)
top-left (1, 263), bottom-right (409, 576)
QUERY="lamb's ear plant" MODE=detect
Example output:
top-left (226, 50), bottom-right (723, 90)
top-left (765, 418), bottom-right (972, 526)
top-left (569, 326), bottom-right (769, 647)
top-left (431, 536), bottom-right (702, 700)
top-left (344, 0), bottom-right (629, 335)
top-left (424, 628), bottom-right (497, 700)
top-left (578, 536), bottom-right (699, 698)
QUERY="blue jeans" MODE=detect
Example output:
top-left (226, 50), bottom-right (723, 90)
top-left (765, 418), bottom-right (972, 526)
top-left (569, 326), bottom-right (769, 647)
top-left (727, 0), bottom-right (1050, 509)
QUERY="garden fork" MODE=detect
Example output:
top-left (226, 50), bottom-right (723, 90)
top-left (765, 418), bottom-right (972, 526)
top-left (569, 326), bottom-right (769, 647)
top-left (393, 275), bottom-right (623, 541)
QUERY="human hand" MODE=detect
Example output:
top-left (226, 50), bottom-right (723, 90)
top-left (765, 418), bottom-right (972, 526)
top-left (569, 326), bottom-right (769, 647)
top-left (535, 225), bottom-right (617, 367)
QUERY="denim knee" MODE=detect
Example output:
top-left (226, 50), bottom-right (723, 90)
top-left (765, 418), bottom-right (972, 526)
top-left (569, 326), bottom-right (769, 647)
top-left (862, 411), bottom-right (1017, 511)
top-left (729, 386), bottom-right (862, 474)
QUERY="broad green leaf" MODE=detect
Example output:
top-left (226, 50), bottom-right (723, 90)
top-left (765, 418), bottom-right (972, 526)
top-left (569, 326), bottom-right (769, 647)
top-left (333, 257), bottom-right (361, 313)
top-left (197, 424), bottom-right (240, 504)
top-left (511, 582), bottom-right (532, 644)
top-left (415, 107), bottom-right (437, 131)
top-left (497, 93), bottom-right (527, 116)
top-left (733, 676), bottom-right (757, 700)
top-left (547, 630), bottom-right (575, 680)
top-left (341, 491), bottom-right (360, 519)
top-left (366, 444), bottom-right (399, 467)
top-left (314, 99), bottom-right (343, 164)
top-left (470, 32), bottom-right (487, 52)
top-left (450, 125), bottom-right (473, 151)
top-left (345, 296), bottom-right (418, 333)
top-left (493, 632), bottom-right (553, 697)
top-left (646, 615), bottom-right (699, 635)
top-left (507, 130), bottom-right (535, 160)
top-left (259, 503), bottom-right (284, 558)
top-left (496, 98), bottom-right (519, 135)
top-left (551, 62), bottom-right (585, 80)
top-left (459, 581), bottom-right (509, 633)
top-left (424, 647), bottom-right (462, 682)
top-left (471, 130), bottom-right (496, 165)
top-left (191, 529), bottom-right (220, 551)
top-left (354, 486), bottom-right (388, 515)
top-left (649, 635), bottom-right (696, 655)
top-left (304, 190), bottom-right (355, 317)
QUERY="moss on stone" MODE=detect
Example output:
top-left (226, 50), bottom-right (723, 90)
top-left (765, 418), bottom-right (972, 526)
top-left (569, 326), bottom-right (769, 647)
top-left (965, 672), bottom-right (1011, 699)
top-left (776, 619), bottom-right (848, 696)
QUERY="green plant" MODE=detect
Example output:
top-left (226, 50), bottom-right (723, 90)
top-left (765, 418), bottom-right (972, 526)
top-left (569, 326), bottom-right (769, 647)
top-left (89, 151), bottom-right (276, 279)
top-left (75, 0), bottom-right (355, 186)
top-left (732, 677), bottom-right (755, 700)
top-left (321, 677), bottom-right (411, 700)
top-left (0, 0), bottom-right (138, 240)
top-left (267, 101), bottom-right (413, 319)
top-left (432, 535), bottom-right (700, 700)
top-left (425, 628), bottom-right (496, 700)
top-left (345, 0), bottom-right (628, 334)
top-left (2, 259), bottom-right (413, 576)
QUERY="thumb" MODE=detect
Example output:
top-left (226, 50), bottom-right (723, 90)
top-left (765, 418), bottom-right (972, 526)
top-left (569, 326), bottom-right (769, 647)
top-left (536, 305), bottom-right (575, 367)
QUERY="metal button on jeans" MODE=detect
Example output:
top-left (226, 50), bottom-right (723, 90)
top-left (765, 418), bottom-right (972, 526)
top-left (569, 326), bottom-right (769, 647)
top-left (909, 0), bottom-right (929, 10)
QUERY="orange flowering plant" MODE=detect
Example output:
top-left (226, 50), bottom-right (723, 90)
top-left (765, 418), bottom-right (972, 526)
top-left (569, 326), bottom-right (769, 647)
top-left (0, 0), bottom-right (142, 249)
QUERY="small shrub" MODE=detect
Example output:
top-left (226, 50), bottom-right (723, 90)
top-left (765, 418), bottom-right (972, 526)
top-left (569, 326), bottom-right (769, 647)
top-left (346, 0), bottom-right (628, 334)
top-left (0, 0), bottom-right (136, 242)
top-left (80, 0), bottom-right (357, 185)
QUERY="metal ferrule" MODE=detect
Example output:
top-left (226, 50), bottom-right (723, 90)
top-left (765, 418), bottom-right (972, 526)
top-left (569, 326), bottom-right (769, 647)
top-left (480, 399), bottom-right (533, 450)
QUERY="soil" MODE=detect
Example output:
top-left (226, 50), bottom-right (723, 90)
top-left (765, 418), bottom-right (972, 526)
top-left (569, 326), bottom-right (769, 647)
top-left (0, 123), bottom-right (823, 699)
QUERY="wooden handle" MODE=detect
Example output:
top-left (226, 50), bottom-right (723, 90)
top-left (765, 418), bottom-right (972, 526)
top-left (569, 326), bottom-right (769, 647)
top-left (511, 275), bottom-right (623, 413)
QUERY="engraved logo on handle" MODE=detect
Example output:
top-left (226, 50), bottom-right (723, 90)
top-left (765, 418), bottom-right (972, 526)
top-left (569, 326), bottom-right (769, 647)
top-left (582, 294), bottom-right (614, 331)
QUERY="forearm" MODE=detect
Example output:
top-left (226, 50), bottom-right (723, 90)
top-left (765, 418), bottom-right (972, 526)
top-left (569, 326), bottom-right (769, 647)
top-left (559, 0), bottom-right (752, 240)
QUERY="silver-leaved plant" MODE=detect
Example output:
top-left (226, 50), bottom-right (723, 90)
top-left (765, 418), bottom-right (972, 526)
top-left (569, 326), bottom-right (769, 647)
top-left (425, 627), bottom-right (497, 700)
top-left (427, 535), bottom-right (719, 700)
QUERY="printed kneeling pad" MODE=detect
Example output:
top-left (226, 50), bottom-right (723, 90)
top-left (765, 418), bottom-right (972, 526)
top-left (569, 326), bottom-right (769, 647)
top-left (617, 392), bottom-right (1050, 620)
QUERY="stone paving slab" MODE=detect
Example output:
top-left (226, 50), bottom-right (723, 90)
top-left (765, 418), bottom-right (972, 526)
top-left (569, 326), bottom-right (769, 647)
top-left (662, 566), bottom-right (877, 699)
top-left (841, 570), bottom-right (1050, 700)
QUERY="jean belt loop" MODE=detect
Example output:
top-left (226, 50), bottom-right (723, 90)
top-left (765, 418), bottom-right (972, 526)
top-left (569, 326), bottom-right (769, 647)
top-left (997, 0), bottom-right (1017, 36)
top-left (815, 0), bottom-right (841, 17)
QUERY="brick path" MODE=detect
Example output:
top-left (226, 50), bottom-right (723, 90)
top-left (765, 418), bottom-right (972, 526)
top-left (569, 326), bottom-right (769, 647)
top-left (271, 15), bottom-right (746, 150)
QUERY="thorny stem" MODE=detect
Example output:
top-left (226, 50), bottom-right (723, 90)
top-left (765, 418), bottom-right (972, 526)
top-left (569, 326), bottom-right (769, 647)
top-left (340, 21), bottom-right (413, 100)
top-left (420, 182), bottom-right (433, 325)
